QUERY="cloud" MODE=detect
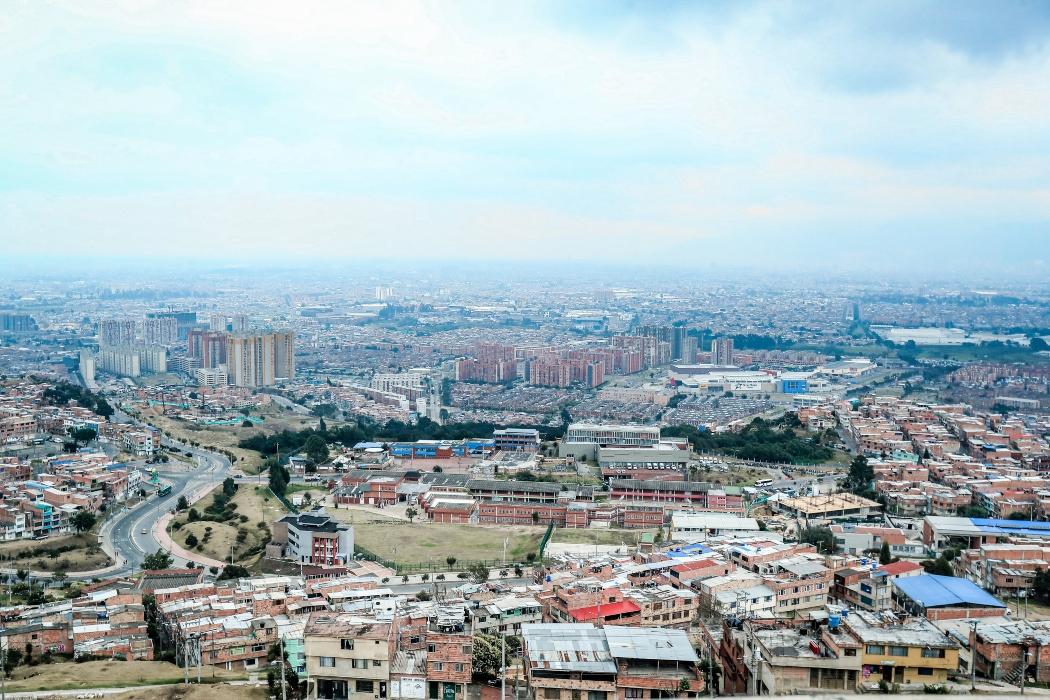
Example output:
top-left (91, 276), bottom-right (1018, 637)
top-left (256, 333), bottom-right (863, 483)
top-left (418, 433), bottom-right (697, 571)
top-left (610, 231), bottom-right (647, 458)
top-left (1, 1), bottom-right (1049, 272)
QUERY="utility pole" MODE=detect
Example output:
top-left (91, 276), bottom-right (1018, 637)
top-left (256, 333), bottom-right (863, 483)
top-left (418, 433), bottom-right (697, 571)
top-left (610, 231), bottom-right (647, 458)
top-left (280, 635), bottom-right (288, 700)
top-left (969, 619), bottom-right (978, 691)
top-left (196, 635), bottom-right (202, 684)
top-left (183, 635), bottom-right (189, 685)
top-left (2, 641), bottom-right (7, 700)
top-left (501, 631), bottom-right (506, 700)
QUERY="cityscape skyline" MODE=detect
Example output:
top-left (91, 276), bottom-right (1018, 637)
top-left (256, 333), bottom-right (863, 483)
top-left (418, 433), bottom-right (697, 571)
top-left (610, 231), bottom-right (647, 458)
top-left (4, 2), bottom-right (1050, 272)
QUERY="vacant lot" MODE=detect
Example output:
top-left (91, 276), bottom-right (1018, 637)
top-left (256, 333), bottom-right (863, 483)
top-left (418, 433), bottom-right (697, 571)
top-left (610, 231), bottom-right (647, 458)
top-left (328, 508), bottom-right (541, 564)
top-left (550, 528), bottom-right (653, 546)
top-left (0, 531), bottom-right (111, 572)
top-left (5, 659), bottom-right (246, 692)
top-left (109, 684), bottom-right (267, 700)
top-left (168, 485), bottom-right (287, 567)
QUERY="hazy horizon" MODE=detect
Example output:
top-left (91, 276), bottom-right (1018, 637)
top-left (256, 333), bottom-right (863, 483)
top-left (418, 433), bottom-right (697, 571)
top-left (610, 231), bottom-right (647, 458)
top-left (3, 1), bottom-right (1050, 274)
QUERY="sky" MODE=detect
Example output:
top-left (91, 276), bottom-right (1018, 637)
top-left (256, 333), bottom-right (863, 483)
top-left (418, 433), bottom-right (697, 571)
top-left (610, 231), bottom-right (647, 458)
top-left (2, 1), bottom-right (1050, 273)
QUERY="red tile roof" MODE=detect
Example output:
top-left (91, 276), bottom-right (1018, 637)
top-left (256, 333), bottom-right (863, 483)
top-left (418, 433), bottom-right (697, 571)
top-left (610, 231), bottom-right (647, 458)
top-left (568, 600), bottom-right (641, 622)
top-left (878, 560), bottom-right (923, 576)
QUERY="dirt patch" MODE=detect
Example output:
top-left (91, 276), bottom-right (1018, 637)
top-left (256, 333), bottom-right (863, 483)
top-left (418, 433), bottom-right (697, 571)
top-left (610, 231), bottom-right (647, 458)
top-left (107, 683), bottom-right (267, 700)
top-left (5, 659), bottom-right (245, 692)
top-left (0, 532), bottom-right (111, 572)
top-left (550, 528), bottom-right (654, 546)
top-left (329, 509), bottom-right (542, 565)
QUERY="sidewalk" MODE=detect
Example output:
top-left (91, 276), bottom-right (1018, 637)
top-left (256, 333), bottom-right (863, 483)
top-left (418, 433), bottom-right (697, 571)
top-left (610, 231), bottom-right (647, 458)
top-left (151, 480), bottom-right (228, 570)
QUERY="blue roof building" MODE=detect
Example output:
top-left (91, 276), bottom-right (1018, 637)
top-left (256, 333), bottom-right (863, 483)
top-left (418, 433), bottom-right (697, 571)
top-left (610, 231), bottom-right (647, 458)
top-left (891, 574), bottom-right (1005, 617)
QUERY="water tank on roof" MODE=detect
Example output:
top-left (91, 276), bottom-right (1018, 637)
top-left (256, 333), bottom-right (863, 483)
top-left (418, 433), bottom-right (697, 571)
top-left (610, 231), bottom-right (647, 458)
top-left (829, 612), bottom-right (841, 630)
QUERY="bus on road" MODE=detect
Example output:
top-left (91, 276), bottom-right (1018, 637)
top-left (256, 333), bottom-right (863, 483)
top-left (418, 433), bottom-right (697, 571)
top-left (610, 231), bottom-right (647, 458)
top-left (157, 484), bottom-right (172, 497)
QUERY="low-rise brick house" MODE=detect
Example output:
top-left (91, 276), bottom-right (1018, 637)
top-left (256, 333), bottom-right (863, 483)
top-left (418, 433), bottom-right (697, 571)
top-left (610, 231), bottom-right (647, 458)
top-left (972, 620), bottom-right (1050, 683)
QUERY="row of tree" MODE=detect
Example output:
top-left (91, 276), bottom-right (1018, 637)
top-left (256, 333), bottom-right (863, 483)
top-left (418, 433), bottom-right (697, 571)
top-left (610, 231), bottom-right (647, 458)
top-left (663, 415), bottom-right (835, 465)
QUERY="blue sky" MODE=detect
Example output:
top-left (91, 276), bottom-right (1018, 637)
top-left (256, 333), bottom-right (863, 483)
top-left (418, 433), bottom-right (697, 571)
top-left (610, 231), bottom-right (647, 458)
top-left (2, 1), bottom-right (1049, 272)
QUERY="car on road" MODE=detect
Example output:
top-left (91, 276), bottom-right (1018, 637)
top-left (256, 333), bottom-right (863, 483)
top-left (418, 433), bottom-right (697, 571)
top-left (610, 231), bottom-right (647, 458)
top-left (141, 528), bottom-right (147, 534)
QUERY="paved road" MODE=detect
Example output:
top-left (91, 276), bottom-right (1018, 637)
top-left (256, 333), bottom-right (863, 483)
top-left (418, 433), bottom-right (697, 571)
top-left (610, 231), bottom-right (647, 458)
top-left (766, 473), bottom-right (842, 492)
top-left (95, 409), bottom-right (233, 575)
top-left (269, 393), bottom-right (313, 416)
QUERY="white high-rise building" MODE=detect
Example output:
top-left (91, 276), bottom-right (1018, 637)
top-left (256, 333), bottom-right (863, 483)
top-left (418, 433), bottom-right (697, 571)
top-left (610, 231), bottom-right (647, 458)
top-left (227, 331), bottom-right (295, 387)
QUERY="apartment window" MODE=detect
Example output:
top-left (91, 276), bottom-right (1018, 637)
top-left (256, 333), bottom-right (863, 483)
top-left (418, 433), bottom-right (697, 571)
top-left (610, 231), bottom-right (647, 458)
top-left (341, 639), bottom-right (354, 650)
top-left (587, 692), bottom-right (606, 700)
top-left (845, 649), bottom-right (857, 657)
top-left (352, 659), bottom-right (369, 669)
top-left (432, 662), bottom-right (443, 671)
top-left (427, 644), bottom-right (436, 653)
top-left (319, 656), bottom-right (335, 668)
top-left (544, 690), bottom-right (560, 700)
top-left (866, 645), bottom-right (885, 655)
top-left (572, 692), bottom-right (581, 700)
top-left (921, 648), bottom-right (946, 659)
top-left (373, 660), bottom-right (382, 667)
top-left (888, 646), bottom-right (909, 657)
top-left (357, 681), bottom-right (374, 693)
top-left (462, 645), bottom-right (471, 654)
top-left (626, 689), bottom-right (644, 699)
top-left (454, 663), bottom-right (464, 672)
top-left (918, 668), bottom-right (934, 676)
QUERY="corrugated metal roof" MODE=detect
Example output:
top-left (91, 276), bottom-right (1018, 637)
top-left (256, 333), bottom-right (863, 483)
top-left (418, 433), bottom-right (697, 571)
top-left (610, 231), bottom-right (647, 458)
top-left (892, 574), bottom-right (1005, 609)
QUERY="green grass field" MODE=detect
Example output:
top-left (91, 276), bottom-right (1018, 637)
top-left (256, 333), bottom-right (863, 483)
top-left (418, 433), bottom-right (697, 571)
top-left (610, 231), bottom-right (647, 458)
top-left (330, 509), bottom-right (542, 564)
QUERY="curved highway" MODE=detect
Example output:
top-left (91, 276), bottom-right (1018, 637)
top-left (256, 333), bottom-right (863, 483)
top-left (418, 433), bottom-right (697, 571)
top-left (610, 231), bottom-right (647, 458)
top-left (83, 409), bottom-right (234, 578)
top-left (102, 439), bottom-right (232, 575)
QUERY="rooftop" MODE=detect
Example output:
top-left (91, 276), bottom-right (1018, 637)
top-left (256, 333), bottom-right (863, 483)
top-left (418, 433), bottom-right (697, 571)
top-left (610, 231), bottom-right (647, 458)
top-left (893, 574), bottom-right (1006, 610)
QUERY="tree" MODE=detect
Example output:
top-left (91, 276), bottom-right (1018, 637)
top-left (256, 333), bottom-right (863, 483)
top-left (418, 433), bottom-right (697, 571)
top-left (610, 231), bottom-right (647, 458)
top-left (471, 633), bottom-right (503, 677)
top-left (242, 419), bottom-right (254, 428)
top-left (267, 641), bottom-right (302, 700)
top-left (1007, 512), bottom-right (1029, 521)
top-left (531, 511), bottom-right (540, 525)
top-left (15, 569), bottom-right (28, 582)
top-left (446, 556), bottom-right (457, 569)
top-left (799, 527), bottom-right (837, 555)
top-left (922, 557), bottom-right (954, 577)
top-left (94, 399), bottom-right (114, 419)
top-left (845, 455), bottom-right (874, 495)
top-left (141, 550), bottom-right (174, 570)
top-left (466, 562), bottom-right (490, 583)
top-left (176, 495), bottom-right (190, 511)
top-left (879, 541), bottom-right (892, 565)
top-left (222, 477), bottom-right (238, 498)
top-left (72, 510), bottom-right (96, 533)
top-left (68, 427), bottom-right (98, 446)
top-left (318, 417), bottom-right (327, 434)
top-left (4, 647), bottom-right (23, 670)
top-left (218, 564), bottom-right (250, 581)
top-left (1033, 568), bottom-right (1050, 605)
top-left (185, 533), bottom-right (199, 548)
top-left (405, 507), bottom-right (418, 523)
top-left (303, 434), bottom-right (330, 465)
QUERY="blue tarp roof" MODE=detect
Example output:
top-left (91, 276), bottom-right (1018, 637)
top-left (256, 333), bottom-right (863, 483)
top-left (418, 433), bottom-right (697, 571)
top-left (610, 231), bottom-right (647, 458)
top-left (969, 518), bottom-right (1050, 538)
top-left (893, 574), bottom-right (1005, 609)
top-left (665, 542), bottom-right (713, 558)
